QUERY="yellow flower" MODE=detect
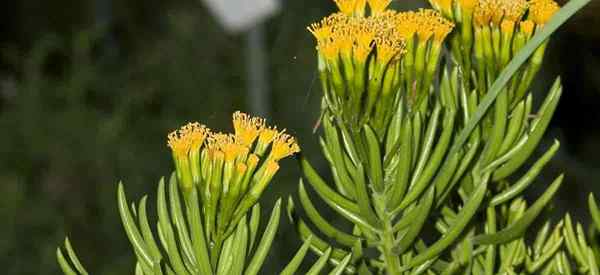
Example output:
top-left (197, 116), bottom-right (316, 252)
top-left (431, 14), bottom-right (455, 43)
top-left (500, 19), bottom-right (516, 34)
top-left (334, 0), bottom-right (366, 15)
top-left (406, 9), bottom-right (450, 42)
top-left (474, 0), bottom-right (495, 27)
top-left (395, 11), bottom-right (419, 39)
top-left (367, 0), bottom-right (392, 14)
top-left (258, 126), bottom-right (279, 147)
top-left (207, 133), bottom-right (246, 162)
top-left (519, 20), bottom-right (535, 36)
top-left (354, 21), bottom-right (376, 62)
top-left (500, 0), bottom-right (528, 22)
top-left (458, 0), bottom-right (478, 11)
top-left (374, 37), bottom-right (404, 65)
top-left (167, 122), bottom-right (209, 158)
top-left (529, 0), bottom-right (559, 25)
top-left (232, 111), bottom-right (264, 147)
top-left (269, 132), bottom-right (301, 161)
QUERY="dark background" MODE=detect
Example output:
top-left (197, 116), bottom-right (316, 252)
top-left (0, 0), bottom-right (599, 274)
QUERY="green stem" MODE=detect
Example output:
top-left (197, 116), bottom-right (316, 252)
top-left (210, 235), bottom-right (224, 270)
top-left (381, 215), bottom-right (402, 275)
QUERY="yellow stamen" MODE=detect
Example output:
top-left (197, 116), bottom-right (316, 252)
top-left (367, 0), bottom-right (392, 14)
top-left (270, 133), bottom-right (301, 161)
top-left (375, 37), bottom-right (404, 64)
top-left (354, 21), bottom-right (375, 61)
top-left (167, 122), bottom-right (209, 157)
top-left (474, 0), bottom-right (494, 27)
top-left (412, 9), bottom-right (448, 41)
top-left (500, 0), bottom-right (528, 22)
top-left (308, 23), bottom-right (332, 43)
top-left (232, 111), bottom-right (265, 147)
top-left (307, 13), bottom-right (347, 43)
top-left (432, 15), bottom-right (455, 43)
top-left (395, 11), bottom-right (419, 39)
top-left (208, 133), bottom-right (245, 162)
top-left (529, 0), bottom-right (559, 25)
top-left (333, 29), bottom-right (354, 57)
top-left (258, 126), bottom-right (279, 146)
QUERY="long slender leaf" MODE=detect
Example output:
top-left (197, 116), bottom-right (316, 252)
top-left (403, 177), bottom-right (488, 269)
top-left (280, 236), bottom-right (314, 275)
top-left (306, 248), bottom-right (332, 275)
top-left (245, 199), bottom-right (282, 275)
top-left (56, 248), bottom-right (78, 275)
top-left (298, 180), bottom-right (361, 247)
top-left (117, 182), bottom-right (154, 269)
top-left (64, 238), bottom-right (89, 275)
top-left (473, 174), bottom-right (564, 245)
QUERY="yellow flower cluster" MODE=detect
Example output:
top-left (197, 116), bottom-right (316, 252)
top-left (167, 112), bottom-right (300, 240)
top-left (474, 0), bottom-right (528, 26)
top-left (167, 122), bottom-right (210, 158)
top-left (308, 9), bottom-right (453, 66)
top-left (167, 111), bottom-right (299, 191)
top-left (472, 0), bottom-right (558, 27)
top-left (308, 0), bottom-right (456, 128)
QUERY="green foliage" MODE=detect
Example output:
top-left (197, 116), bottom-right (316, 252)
top-left (52, 0), bottom-right (598, 274)
top-left (57, 175), bottom-right (283, 275)
top-left (289, 0), bottom-right (597, 273)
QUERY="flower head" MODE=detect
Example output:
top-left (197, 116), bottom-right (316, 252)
top-left (529, 0), bottom-right (559, 25)
top-left (374, 36), bottom-right (405, 65)
top-left (431, 13), bottom-right (455, 42)
top-left (167, 122), bottom-right (209, 158)
top-left (233, 111), bottom-right (265, 147)
top-left (269, 132), bottom-right (301, 161)
top-left (354, 20), bottom-right (376, 61)
top-left (474, 0), bottom-right (495, 26)
top-left (258, 126), bottom-right (279, 147)
top-left (500, 0), bottom-right (528, 22)
top-left (395, 11), bottom-right (420, 39)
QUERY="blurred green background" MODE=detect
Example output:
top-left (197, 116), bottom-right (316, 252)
top-left (1, 0), bottom-right (599, 274)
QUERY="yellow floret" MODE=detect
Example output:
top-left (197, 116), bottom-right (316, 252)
top-left (529, 0), bottom-right (559, 25)
top-left (232, 111), bottom-right (265, 147)
top-left (270, 133), bottom-right (301, 161)
top-left (367, 0), bottom-right (393, 14)
top-left (167, 122), bottom-right (209, 157)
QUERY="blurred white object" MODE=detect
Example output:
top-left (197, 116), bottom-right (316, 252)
top-left (202, 0), bottom-right (281, 33)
